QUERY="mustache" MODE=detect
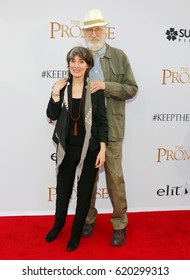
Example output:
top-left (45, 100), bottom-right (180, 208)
top-left (89, 37), bottom-right (100, 41)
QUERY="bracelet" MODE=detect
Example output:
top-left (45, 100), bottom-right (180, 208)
top-left (52, 93), bottom-right (60, 97)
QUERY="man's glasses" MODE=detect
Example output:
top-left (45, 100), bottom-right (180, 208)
top-left (85, 27), bottom-right (104, 36)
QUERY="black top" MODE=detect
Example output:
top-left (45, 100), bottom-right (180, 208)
top-left (46, 76), bottom-right (108, 152)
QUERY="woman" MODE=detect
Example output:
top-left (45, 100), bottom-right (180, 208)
top-left (45, 46), bottom-right (108, 252)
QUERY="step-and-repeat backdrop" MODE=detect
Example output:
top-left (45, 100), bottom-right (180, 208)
top-left (0, 0), bottom-right (190, 216)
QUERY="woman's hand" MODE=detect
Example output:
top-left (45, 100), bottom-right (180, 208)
top-left (95, 143), bottom-right (106, 168)
top-left (52, 76), bottom-right (68, 102)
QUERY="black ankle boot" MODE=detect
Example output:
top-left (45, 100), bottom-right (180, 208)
top-left (45, 224), bottom-right (63, 242)
top-left (66, 236), bottom-right (80, 252)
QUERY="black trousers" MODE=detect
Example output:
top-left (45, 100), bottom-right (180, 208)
top-left (55, 144), bottom-right (99, 238)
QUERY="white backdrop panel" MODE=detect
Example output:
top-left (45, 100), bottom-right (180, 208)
top-left (0, 0), bottom-right (189, 216)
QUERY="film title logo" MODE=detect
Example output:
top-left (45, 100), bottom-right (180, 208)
top-left (162, 67), bottom-right (190, 85)
top-left (157, 146), bottom-right (190, 163)
top-left (50, 20), bottom-right (115, 39)
top-left (49, 153), bottom-right (109, 201)
top-left (48, 186), bottom-right (109, 201)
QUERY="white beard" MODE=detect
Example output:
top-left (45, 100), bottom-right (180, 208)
top-left (85, 37), bottom-right (105, 52)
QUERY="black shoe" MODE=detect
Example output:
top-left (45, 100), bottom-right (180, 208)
top-left (66, 237), bottom-right (80, 252)
top-left (45, 224), bottom-right (63, 242)
top-left (111, 229), bottom-right (126, 246)
top-left (82, 222), bottom-right (95, 237)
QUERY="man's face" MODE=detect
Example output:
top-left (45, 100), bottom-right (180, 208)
top-left (83, 26), bottom-right (106, 52)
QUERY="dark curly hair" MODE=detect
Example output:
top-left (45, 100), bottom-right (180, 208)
top-left (66, 46), bottom-right (94, 76)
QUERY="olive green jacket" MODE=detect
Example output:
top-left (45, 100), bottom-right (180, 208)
top-left (100, 44), bottom-right (138, 141)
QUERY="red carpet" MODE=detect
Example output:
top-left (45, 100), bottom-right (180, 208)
top-left (0, 210), bottom-right (189, 260)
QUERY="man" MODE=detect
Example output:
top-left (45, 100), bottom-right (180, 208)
top-left (81, 9), bottom-right (138, 246)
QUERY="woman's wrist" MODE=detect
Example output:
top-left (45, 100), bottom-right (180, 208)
top-left (100, 142), bottom-right (106, 151)
top-left (52, 94), bottom-right (60, 98)
top-left (52, 90), bottom-right (59, 96)
top-left (52, 89), bottom-right (60, 101)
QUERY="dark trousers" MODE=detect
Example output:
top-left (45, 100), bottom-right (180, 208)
top-left (55, 144), bottom-right (99, 239)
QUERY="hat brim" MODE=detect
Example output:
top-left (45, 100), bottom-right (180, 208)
top-left (81, 22), bottom-right (109, 29)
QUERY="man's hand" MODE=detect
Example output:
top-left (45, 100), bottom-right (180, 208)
top-left (90, 80), bottom-right (105, 93)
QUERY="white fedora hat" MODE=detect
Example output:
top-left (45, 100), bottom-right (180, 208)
top-left (81, 9), bottom-right (108, 29)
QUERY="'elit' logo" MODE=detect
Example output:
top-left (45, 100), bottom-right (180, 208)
top-left (157, 182), bottom-right (190, 197)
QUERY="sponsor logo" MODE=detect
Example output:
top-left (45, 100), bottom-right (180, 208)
top-left (166, 27), bottom-right (190, 43)
top-left (157, 182), bottom-right (190, 197)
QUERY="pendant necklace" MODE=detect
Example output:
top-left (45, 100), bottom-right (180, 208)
top-left (70, 87), bottom-right (83, 136)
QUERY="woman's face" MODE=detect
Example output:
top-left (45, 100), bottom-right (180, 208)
top-left (69, 55), bottom-right (88, 78)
